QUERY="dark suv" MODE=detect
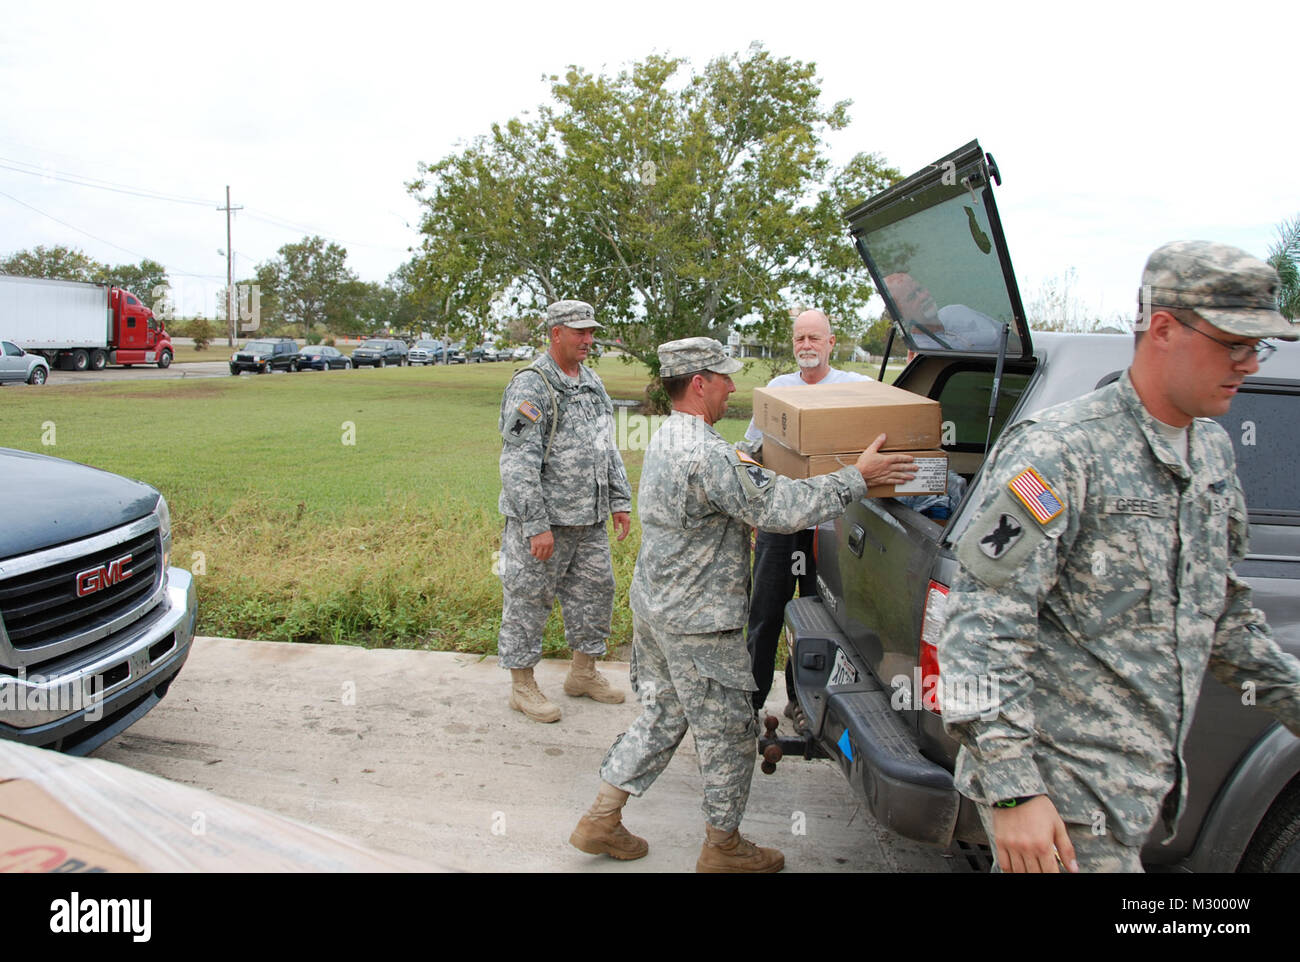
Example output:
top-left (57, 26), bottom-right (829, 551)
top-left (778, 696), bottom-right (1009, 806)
top-left (773, 140), bottom-right (1300, 872)
top-left (230, 338), bottom-right (298, 375)
top-left (350, 338), bottom-right (408, 368)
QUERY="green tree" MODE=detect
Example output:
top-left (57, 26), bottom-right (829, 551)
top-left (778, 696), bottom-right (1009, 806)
top-left (255, 236), bottom-right (358, 338)
top-left (408, 45), bottom-right (899, 405)
top-left (1268, 215), bottom-right (1300, 321)
top-left (96, 258), bottom-right (169, 305)
top-left (346, 276), bottom-right (421, 336)
top-left (860, 314), bottom-right (895, 358)
top-left (1, 244), bottom-right (105, 281)
top-left (187, 317), bottom-right (216, 350)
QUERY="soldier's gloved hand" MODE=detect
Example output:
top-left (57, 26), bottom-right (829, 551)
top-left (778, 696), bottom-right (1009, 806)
top-left (530, 530), bottom-right (555, 561)
top-left (612, 512), bottom-right (631, 542)
top-left (990, 796), bottom-right (1079, 873)
top-left (854, 434), bottom-right (917, 487)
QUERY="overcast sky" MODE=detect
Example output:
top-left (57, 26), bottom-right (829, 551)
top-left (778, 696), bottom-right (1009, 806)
top-left (2, 0), bottom-right (1296, 324)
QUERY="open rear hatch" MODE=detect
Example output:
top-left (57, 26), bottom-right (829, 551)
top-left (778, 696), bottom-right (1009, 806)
top-left (846, 140), bottom-right (1032, 360)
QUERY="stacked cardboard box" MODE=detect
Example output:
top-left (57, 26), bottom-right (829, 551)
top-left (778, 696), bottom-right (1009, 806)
top-left (753, 380), bottom-right (948, 497)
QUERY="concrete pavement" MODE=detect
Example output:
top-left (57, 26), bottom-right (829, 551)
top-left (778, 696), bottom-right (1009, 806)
top-left (93, 637), bottom-right (954, 873)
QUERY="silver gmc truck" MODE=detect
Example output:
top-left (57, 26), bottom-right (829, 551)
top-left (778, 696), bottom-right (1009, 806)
top-left (0, 448), bottom-right (197, 754)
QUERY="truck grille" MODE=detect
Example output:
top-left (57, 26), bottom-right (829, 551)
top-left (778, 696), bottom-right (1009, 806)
top-left (0, 528), bottom-right (161, 654)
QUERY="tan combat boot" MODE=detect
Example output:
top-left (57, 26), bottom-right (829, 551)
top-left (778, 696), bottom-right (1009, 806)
top-left (696, 824), bottom-right (784, 873)
top-left (563, 651), bottom-right (626, 703)
top-left (509, 667), bottom-right (561, 723)
top-left (569, 782), bottom-right (648, 860)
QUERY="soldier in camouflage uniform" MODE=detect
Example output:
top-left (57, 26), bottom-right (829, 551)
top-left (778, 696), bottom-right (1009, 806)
top-left (939, 241), bottom-right (1300, 872)
top-left (497, 300), bottom-right (632, 723)
top-left (569, 337), bottom-right (917, 871)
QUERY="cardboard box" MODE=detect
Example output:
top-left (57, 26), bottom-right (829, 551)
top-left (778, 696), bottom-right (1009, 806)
top-left (753, 380), bottom-right (942, 454)
top-left (0, 740), bottom-right (440, 872)
top-left (761, 439), bottom-right (949, 498)
top-left (0, 778), bottom-right (144, 873)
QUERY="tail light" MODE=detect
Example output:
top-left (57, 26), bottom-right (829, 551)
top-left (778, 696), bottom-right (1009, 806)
top-left (918, 580), bottom-right (949, 714)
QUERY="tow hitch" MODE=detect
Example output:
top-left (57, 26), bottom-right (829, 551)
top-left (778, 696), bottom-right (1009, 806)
top-left (757, 714), bottom-right (828, 774)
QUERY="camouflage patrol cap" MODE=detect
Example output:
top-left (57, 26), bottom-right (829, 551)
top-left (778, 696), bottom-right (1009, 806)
top-left (658, 337), bottom-right (744, 378)
top-left (1141, 240), bottom-right (1298, 340)
top-left (546, 299), bottom-right (602, 330)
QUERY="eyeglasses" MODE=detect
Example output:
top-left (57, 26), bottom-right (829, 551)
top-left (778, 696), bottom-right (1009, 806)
top-left (1171, 316), bottom-right (1275, 363)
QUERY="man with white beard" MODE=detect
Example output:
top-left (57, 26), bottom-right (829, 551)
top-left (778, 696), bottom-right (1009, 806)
top-left (743, 309), bottom-right (870, 721)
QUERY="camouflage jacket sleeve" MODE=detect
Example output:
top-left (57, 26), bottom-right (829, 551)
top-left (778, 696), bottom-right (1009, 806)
top-left (699, 442), bottom-right (867, 532)
top-left (498, 372), bottom-right (552, 539)
top-left (590, 371), bottom-right (632, 515)
top-left (1207, 473), bottom-right (1300, 735)
top-left (937, 422), bottom-right (1086, 803)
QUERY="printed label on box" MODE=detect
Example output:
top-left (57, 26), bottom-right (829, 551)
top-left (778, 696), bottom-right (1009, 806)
top-left (893, 457), bottom-right (947, 494)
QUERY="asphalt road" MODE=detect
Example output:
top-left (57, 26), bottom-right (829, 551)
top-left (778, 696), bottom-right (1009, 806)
top-left (93, 637), bottom-right (956, 873)
top-left (44, 361), bottom-right (254, 384)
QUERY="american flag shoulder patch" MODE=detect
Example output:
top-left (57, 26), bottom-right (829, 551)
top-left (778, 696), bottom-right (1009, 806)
top-left (517, 400), bottom-right (542, 422)
top-left (1008, 467), bottom-right (1064, 525)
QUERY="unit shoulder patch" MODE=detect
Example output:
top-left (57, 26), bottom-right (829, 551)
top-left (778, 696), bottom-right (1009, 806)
top-left (734, 460), bottom-right (774, 500)
top-left (957, 491), bottom-right (1049, 588)
top-left (978, 513), bottom-right (1024, 559)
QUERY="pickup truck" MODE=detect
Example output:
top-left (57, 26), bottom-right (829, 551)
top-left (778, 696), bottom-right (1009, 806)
top-left (773, 140), bottom-right (1300, 872)
top-left (0, 448), bottom-right (197, 754)
top-left (0, 339), bottom-right (50, 385)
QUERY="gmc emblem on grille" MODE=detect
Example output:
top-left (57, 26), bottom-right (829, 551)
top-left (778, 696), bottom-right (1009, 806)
top-left (76, 554), bottom-right (134, 597)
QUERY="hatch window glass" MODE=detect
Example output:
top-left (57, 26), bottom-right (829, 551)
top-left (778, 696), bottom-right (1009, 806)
top-left (869, 188), bottom-right (1020, 356)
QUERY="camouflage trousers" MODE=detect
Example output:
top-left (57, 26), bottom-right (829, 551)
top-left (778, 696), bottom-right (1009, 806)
top-left (497, 518), bottom-right (614, 669)
top-left (976, 803), bottom-right (1144, 873)
top-left (599, 612), bottom-right (759, 832)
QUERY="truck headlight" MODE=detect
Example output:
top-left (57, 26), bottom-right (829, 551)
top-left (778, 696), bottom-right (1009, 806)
top-left (157, 494), bottom-right (172, 571)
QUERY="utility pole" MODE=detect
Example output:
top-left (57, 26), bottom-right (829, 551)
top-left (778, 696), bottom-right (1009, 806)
top-left (217, 186), bottom-right (243, 346)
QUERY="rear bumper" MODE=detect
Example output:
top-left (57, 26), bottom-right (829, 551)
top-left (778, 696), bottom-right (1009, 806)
top-left (0, 567), bottom-right (197, 755)
top-left (785, 596), bottom-right (961, 846)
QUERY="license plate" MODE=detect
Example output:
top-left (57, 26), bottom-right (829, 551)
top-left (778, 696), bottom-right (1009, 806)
top-left (828, 647), bottom-right (857, 687)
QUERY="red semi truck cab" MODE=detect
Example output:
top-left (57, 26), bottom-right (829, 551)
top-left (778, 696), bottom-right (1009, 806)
top-left (108, 286), bottom-right (173, 369)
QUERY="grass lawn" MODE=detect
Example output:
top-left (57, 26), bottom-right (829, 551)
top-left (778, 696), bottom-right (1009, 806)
top-left (0, 355), bottom-right (902, 653)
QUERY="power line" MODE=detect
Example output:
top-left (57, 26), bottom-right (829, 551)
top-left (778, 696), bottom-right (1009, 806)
top-left (0, 187), bottom-right (223, 278)
top-left (1, 152), bottom-right (416, 261)
top-left (242, 208), bottom-right (411, 253)
top-left (0, 156), bottom-right (217, 206)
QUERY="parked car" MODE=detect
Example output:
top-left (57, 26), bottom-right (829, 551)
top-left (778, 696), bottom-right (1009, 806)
top-left (294, 345), bottom-right (351, 371)
top-left (407, 339), bottom-right (446, 365)
top-left (0, 340), bottom-right (50, 385)
top-left (512, 345), bottom-right (536, 361)
top-left (772, 139), bottom-right (1300, 872)
top-left (351, 338), bottom-right (408, 368)
top-left (230, 338), bottom-right (299, 375)
top-left (0, 447), bottom-right (196, 754)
